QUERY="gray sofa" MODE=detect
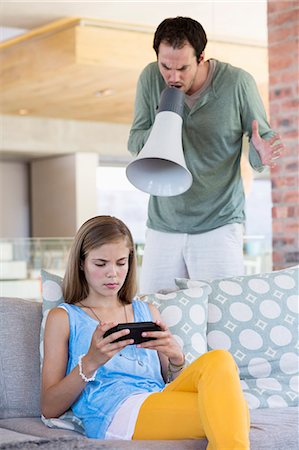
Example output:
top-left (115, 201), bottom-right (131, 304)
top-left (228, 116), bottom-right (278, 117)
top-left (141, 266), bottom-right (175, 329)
top-left (0, 296), bottom-right (298, 450)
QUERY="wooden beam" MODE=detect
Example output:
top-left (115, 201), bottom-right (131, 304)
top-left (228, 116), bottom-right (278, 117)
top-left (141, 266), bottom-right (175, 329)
top-left (0, 17), bottom-right (268, 123)
top-left (0, 18), bottom-right (154, 123)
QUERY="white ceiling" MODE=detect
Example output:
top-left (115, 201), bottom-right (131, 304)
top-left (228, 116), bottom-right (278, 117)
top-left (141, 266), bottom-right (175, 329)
top-left (0, 0), bottom-right (268, 45)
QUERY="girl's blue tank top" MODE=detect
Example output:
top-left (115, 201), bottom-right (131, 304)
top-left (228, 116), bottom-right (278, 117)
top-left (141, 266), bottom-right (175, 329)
top-left (59, 299), bottom-right (165, 439)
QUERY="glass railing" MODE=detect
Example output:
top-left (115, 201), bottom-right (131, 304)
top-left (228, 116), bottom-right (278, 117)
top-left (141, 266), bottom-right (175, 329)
top-left (0, 238), bottom-right (73, 301)
top-left (0, 236), bottom-right (272, 301)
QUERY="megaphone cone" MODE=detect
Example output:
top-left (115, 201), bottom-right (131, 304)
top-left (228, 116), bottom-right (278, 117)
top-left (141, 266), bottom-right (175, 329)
top-left (126, 87), bottom-right (193, 197)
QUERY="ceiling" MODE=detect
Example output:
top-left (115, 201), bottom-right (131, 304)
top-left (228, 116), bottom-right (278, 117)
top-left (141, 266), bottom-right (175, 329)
top-left (0, 1), bottom-right (268, 43)
top-left (0, 1), bottom-right (268, 125)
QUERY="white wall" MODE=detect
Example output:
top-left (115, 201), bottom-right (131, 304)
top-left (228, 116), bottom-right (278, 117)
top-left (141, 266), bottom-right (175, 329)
top-left (0, 161), bottom-right (30, 237)
top-left (75, 153), bottom-right (98, 229)
top-left (30, 153), bottom-right (98, 237)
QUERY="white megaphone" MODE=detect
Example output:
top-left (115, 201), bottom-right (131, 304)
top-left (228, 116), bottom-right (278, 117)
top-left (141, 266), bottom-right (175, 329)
top-left (126, 86), bottom-right (193, 196)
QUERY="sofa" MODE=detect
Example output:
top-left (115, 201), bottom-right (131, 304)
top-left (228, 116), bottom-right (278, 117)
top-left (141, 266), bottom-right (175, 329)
top-left (0, 265), bottom-right (298, 449)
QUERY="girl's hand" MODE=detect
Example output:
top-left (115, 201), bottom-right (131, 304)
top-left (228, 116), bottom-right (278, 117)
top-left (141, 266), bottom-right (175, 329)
top-left (83, 322), bottom-right (134, 374)
top-left (137, 320), bottom-right (184, 365)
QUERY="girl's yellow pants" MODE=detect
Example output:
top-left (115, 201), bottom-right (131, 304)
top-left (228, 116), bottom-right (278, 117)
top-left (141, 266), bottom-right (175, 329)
top-left (133, 350), bottom-right (250, 450)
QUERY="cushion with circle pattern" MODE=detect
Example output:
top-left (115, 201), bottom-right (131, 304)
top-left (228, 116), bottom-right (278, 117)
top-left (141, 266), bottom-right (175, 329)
top-left (175, 266), bottom-right (299, 409)
top-left (140, 285), bottom-right (211, 364)
top-left (40, 270), bottom-right (85, 434)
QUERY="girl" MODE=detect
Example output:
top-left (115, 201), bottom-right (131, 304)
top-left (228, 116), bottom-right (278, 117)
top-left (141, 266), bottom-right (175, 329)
top-left (41, 215), bottom-right (250, 449)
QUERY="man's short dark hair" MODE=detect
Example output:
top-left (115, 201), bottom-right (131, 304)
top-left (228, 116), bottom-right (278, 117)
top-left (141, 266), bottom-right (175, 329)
top-left (153, 17), bottom-right (207, 62)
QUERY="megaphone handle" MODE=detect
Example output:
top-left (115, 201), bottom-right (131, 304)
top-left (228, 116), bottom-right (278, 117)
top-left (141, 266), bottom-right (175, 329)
top-left (158, 87), bottom-right (185, 117)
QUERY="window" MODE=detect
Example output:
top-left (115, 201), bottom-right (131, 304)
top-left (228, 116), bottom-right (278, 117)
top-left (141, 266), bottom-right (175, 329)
top-left (96, 166), bottom-right (149, 244)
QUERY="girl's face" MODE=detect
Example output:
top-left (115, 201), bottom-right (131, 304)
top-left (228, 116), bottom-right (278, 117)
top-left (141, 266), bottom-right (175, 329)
top-left (82, 239), bottom-right (130, 299)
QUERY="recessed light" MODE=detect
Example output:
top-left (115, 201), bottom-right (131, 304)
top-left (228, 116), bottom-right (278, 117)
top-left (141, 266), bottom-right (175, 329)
top-left (18, 109), bottom-right (29, 115)
top-left (94, 89), bottom-right (114, 97)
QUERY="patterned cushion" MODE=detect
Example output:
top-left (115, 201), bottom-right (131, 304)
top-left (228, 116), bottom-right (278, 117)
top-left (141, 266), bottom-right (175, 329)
top-left (40, 270), bottom-right (65, 364)
top-left (40, 270), bottom-right (85, 434)
top-left (175, 266), bottom-right (299, 409)
top-left (141, 285), bottom-right (211, 364)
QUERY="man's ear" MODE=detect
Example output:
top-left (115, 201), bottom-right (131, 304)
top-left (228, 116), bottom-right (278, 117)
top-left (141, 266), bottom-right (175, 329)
top-left (198, 51), bottom-right (205, 64)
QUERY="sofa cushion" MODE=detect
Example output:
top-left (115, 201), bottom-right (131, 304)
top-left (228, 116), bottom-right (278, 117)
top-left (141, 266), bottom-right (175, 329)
top-left (141, 287), bottom-right (210, 364)
top-left (0, 409), bottom-right (298, 450)
top-left (40, 271), bottom-right (85, 434)
top-left (249, 406), bottom-right (299, 450)
top-left (0, 417), bottom-right (82, 439)
top-left (40, 270), bottom-right (65, 367)
top-left (175, 266), bottom-right (299, 409)
top-left (0, 430), bottom-right (207, 450)
top-left (0, 427), bottom-right (43, 447)
top-left (0, 297), bottom-right (42, 419)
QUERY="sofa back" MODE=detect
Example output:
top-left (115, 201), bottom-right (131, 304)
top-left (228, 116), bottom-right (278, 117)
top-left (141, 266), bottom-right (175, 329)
top-left (0, 297), bottom-right (42, 418)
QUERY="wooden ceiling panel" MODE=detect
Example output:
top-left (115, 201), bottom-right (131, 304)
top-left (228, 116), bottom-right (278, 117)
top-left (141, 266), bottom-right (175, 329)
top-left (75, 25), bottom-right (153, 69)
top-left (0, 29), bottom-right (76, 85)
top-left (0, 17), bottom-right (268, 124)
top-left (0, 63), bottom-right (140, 122)
top-left (0, 18), bottom-right (155, 123)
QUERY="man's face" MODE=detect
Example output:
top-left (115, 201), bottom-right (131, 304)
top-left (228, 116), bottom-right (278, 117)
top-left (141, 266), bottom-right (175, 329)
top-left (157, 41), bottom-right (201, 95)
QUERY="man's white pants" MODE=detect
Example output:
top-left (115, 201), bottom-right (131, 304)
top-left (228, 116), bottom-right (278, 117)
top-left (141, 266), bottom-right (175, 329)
top-left (139, 223), bottom-right (245, 294)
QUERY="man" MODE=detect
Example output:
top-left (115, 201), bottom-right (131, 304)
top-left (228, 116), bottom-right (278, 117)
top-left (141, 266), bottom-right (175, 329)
top-left (128, 17), bottom-right (284, 294)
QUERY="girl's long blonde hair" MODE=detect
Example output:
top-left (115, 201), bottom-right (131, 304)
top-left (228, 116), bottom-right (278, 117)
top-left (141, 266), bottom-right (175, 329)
top-left (63, 216), bottom-right (137, 305)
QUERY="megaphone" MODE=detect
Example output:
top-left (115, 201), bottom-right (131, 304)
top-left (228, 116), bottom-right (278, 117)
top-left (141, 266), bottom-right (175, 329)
top-left (126, 86), bottom-right (193, 197)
